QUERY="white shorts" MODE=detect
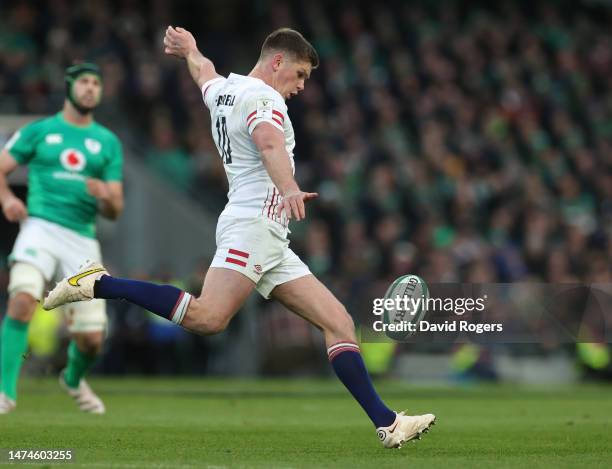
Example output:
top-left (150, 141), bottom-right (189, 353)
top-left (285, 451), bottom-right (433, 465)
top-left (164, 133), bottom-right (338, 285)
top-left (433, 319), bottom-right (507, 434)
top-left (210, 215), bottom-right (311, 299)
top-left (9, 217), bottom-right (107, 333)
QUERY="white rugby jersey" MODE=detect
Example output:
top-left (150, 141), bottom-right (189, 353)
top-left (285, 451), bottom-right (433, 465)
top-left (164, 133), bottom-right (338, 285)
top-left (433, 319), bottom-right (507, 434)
top-left (202, 73), bottom-right (295, 225)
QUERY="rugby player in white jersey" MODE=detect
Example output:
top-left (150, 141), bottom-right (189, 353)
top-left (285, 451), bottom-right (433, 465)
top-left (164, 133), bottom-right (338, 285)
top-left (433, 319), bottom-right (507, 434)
top-left (44, 26), bottom-right (435, 448)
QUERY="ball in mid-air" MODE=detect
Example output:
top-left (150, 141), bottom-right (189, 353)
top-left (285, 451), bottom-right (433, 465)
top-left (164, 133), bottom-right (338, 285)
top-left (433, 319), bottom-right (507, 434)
top-left (382, 274), bottom-right (429, 341)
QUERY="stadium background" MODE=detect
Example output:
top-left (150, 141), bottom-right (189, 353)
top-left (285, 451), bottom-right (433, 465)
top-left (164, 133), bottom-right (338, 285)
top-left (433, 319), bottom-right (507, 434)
top-left (1, 0), bottom-right (611, 381)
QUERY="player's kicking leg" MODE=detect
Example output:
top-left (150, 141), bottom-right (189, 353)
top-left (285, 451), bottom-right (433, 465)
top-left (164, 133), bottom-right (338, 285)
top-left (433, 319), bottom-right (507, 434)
top-left (44, 261), bottom-right (255, 335)
top-left (270, 274), bottom-right (436, 449)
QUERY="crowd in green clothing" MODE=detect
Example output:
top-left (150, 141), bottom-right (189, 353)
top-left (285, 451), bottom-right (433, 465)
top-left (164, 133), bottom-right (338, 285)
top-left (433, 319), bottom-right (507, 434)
top-left (1, 0), bottom-right (612, 293)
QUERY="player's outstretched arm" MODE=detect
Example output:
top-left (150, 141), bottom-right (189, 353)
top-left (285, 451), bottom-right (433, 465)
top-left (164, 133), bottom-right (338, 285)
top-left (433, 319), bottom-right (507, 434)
top-left (252, 123), bottom-right (318, 221)
top-left (0, 149), bottom-right (27, 222)
top-left (163, 26), bottom-right (221, 88)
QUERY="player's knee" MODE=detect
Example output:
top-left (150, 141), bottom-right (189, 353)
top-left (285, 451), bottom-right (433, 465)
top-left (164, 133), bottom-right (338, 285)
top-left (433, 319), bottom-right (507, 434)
top-left (7, 262), bottom-right (44, 322)
top-left (185, 298), bottom-right (230, 335)
top-left (73, 333), bottom-right (104, 356)
top-left (79, 341), bottom-right (102, 357)
top-left (81, 337), bottom-right (103, 356)
top-left (203, 315), bottom-right (230, 335)
top-left (7, 292), bottom-right (38, 322)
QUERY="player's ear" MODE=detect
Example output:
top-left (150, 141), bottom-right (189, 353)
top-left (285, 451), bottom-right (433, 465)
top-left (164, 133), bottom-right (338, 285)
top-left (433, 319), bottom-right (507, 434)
top-left (272, 53), bottom-right (283, 71)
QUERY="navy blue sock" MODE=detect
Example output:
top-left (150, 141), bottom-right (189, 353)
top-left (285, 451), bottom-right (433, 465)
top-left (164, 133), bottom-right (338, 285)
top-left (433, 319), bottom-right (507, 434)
top-left (94, 275), bottom-right (192, 324)
top-left (328, 342), bottom-right (396, 428)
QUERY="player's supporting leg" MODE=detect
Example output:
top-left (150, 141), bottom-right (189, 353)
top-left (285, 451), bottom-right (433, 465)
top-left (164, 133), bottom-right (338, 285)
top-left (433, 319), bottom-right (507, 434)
top-left (63, 332), bottom-right (103, 389)
top-left (91, 266), bottom-right (255, 333)
top-left (60, 330), bottom-right (106, 414)
top-left (0, 296), bottom-right (33, 404)
top-left (0, 263), bottom-right (43, 411)
top-left (270, 274), bottom-right (397, 428)
top-left (270, 274), bottom-right (435, 447)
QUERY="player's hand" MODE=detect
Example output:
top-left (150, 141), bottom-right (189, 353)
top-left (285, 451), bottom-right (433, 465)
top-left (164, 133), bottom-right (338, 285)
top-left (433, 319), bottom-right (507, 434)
top-left (1, 196), bottom-right (27, 222)
top-left (164, 26), bottom-right (197, 59)
top-left (277, 190), bottom-right (318, 221)
top-left (86, 178), bottom-right (111, 201)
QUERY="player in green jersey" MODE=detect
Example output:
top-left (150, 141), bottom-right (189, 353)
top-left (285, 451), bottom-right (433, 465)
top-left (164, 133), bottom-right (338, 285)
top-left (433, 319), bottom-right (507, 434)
top-left (0, 63), bottom-right (124, 414)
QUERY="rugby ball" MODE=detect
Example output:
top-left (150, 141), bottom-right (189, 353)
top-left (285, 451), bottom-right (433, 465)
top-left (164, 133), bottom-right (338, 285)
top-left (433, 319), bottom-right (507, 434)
top-left (382, 274), bottom-right (429, 341)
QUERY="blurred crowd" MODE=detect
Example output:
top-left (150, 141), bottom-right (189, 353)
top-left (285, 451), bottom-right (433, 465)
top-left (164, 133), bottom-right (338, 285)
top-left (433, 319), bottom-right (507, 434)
top-left (2, 1), bottom-right (612, 376)
top-left (2, 0), bottom-right (612, 288)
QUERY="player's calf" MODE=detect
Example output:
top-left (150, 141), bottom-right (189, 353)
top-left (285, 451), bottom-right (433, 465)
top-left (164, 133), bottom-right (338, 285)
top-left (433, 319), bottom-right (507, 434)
top-left (181, 298), bottom-right (231, 335)
top-left (44, 261), bottom-right (194, 324)
top-left (44, 264), bottom-right (253, 337)
top-left (1, 263), bottom-right (42, 403)
top-left (1, 297), bottom-right (33, 402)
top-left (72, 331), bottom-right (104, 356)
top-left (320, 303), bottom-right (357, 346)
top-left (62, 331), bottom-right (105, 407)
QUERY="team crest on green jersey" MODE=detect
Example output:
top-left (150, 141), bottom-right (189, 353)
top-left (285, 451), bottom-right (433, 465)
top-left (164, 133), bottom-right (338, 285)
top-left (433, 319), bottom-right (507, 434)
top-left (85, 138), bottom-right (101, 154)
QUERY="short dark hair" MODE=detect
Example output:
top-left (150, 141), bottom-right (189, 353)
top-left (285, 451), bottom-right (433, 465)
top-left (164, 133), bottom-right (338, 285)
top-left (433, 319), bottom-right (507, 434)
top-left (260, 28), bottom-right (319, 68)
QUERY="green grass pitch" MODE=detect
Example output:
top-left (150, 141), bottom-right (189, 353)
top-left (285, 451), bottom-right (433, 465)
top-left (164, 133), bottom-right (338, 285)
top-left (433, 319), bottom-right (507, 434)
top-left (1, 378), bottom-right (611, 468)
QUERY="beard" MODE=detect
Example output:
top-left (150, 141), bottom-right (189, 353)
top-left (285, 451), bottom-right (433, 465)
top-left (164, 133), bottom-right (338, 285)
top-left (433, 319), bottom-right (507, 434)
top-left (70, 96), bottom-right (98, 115)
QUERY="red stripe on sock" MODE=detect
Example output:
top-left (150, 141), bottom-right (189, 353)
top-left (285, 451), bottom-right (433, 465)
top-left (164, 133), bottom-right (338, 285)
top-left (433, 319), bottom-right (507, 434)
top-left (328, 346), bottom-right (360, 361)
top-left (225, 257), bottom-right (247, 267)
top-left (169, 291), bottom-right (185, 321)
top-left (228, 248), bottom-right (249, 258)
top-left (328, 340), bottom-right (359, 349)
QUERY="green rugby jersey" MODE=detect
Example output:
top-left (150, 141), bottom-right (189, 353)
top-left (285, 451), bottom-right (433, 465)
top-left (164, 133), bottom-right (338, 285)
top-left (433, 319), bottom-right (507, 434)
top-left (4, 112), bottom-right (123, 238)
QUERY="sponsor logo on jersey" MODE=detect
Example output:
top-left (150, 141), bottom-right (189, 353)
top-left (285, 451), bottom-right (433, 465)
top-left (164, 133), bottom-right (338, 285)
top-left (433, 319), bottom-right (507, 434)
top-left (85, 138), bottom-right (101, 154)
top-left (45, 134), bottom-right (63, 144)
top-left (60, 148), bottom-right (87, 172)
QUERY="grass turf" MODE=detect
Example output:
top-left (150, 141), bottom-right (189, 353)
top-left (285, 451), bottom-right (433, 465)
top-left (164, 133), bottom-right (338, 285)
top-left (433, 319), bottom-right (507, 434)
top-left (1, 378), bottom-right (611, 468)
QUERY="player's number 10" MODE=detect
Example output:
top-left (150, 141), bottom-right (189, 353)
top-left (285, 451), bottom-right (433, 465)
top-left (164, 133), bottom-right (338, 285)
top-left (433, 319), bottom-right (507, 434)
top-left (216, 116), bottom-right (232, 164)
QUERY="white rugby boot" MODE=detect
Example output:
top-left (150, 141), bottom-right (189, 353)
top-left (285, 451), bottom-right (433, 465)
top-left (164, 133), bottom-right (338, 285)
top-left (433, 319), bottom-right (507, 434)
top-left (59, 370), bottom-right (106, 414)
top-left (43, 261), bottom-right (107, 310)
top-left (377, 411), bottom-right (436, 448)
top-left (0, 393), bottom-right (16, 414)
